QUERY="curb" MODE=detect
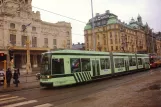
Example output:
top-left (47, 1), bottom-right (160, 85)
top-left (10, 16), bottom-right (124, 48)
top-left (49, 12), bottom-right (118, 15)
top-left (0, 85), bottom-right (40, 93)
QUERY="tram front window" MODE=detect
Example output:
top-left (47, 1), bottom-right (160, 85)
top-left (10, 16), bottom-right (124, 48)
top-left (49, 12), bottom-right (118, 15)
top-left (41, 54), bottom-right (51, 75)
top-left (52, 59), bottom-right (64, 74)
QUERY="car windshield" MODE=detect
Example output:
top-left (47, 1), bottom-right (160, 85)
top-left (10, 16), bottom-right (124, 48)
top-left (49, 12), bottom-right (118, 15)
top-left (40, 53), bottom-right (51, 75)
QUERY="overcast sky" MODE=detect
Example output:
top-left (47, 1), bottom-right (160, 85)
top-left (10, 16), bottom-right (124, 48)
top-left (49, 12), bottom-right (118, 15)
top-left (32, 0), bottom-right (161, 44)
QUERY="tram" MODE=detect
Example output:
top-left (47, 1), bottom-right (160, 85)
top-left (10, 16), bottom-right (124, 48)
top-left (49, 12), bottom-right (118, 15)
top-left (40, 50), bottom-right (150, 87)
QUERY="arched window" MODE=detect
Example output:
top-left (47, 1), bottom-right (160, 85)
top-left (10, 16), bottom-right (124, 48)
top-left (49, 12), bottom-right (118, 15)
top-left (10, 23), bottom-right (15, 29)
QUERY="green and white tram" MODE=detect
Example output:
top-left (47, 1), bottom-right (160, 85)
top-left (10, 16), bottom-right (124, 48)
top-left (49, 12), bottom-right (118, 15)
top-left (40, 50), bottom-right (150, 87)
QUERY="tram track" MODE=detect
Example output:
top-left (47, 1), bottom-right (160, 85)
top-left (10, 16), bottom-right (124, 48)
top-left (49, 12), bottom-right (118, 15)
top-left (11, 68), bottom-right (160, 107)
top-left (7, 68), bottom-right (160, 107)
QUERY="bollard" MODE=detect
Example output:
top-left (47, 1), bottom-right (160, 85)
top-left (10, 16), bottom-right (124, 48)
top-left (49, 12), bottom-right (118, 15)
top-left (3, 60), bottom-right (7, 89)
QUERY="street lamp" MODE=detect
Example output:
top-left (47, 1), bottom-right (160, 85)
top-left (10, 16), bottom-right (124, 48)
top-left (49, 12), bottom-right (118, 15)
top-left (22, 23), bottom-right (32, 74)
top-left (91, 0), bottom-right (96, 51)
top-left (151, 29), bottom-right (155, 53)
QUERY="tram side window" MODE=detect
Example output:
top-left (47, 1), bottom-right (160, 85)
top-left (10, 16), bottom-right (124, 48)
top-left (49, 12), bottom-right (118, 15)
top-left (81, 58), bottom-right (91, 71)
top-left (129, 57), bottom-right (136, 66)
top-left (138, 58), bottom-right (142, 65)
top-left (115, 58), bottom-right (124, 68)
top-left (52, 59), bottom-right (64, 74)
top-left (100, 58), bottom-right (110, 69)
top-left (70, 58), bottom-right (81, 73)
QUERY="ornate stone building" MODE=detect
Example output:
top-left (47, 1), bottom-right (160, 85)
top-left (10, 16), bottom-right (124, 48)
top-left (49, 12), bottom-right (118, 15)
top-left (0, 0), bottom-right (72, 70)
top-left (84, 10), bottom-right (155, 54)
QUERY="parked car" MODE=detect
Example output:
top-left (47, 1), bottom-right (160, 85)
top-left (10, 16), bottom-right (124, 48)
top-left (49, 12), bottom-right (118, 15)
top-left (36, 73), bottom-right (40, 80)
top-left (0, 70), bottom-right (5, 84)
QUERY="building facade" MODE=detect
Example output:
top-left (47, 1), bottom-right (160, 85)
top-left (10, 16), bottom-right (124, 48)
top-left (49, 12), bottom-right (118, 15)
top-left (84, 10), bottom-right (155, 54)
top-left (0, 0), bottom-right (72, 70)
top-left (72, 43), bottom-right (85, 50)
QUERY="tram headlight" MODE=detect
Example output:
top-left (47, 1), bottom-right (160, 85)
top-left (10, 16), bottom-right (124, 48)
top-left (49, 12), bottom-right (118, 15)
top-left (47, 75), bottom-right (50, 78)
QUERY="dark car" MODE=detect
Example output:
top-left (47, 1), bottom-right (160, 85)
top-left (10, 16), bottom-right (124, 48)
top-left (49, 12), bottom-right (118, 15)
top-left (0, 70), bottom-right (5, 84)
top-left (36, 73), bottom-right (40, 80)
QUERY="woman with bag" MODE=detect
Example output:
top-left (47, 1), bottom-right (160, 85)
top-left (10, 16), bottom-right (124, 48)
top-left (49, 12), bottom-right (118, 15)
top-left (13, 69), bottom-right (19, 87)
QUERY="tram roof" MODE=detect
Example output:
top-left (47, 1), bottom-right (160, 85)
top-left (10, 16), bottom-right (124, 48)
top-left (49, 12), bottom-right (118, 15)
top-left (44, 50), bottom-right (110, 55)
top-left (43, 50), bottom-right (148, 56)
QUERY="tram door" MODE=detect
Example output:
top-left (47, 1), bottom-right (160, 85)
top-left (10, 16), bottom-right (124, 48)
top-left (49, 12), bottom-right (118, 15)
top-left (124, 58), bottom-right (129, 71)
top-left (92, 59), bottom-right (100, 77)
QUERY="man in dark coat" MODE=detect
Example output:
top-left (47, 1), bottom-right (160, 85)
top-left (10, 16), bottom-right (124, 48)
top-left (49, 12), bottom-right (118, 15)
top-left (13, 69), bottom-right (19, 87)
top-left (6, 68), bottom-right (12, 87)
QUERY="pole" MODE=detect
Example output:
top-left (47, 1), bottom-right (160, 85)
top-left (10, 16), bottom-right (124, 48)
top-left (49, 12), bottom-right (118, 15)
top-left (152, 31), bottom-right (154, 53)
top-left (6, 47), bottom-right (10, 68)
top-left (26, 36), bottom-right (31, 74)
top-left (91, 0), bottom-right (96, 51)
top-left (3, 60), bottom-right (7, 89)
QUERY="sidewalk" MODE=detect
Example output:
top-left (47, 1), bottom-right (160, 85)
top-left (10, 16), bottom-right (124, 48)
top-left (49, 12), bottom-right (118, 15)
top-left (18, 69), bottom-right (40, 77)
top-left (0, 81), bottom-right (40, 93)
top-left (0, 70), bottom-right (40, 93)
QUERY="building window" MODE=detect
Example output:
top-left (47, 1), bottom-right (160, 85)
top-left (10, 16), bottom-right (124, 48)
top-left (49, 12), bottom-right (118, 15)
top-left (10, 34), bottom-right (16, 45)
top-left (110, 39), bottom-right (113, 44)
top-left (98, 42), bottom-right (100, 46)
top-left (116, 46), bottom-right (118, 50)
top-left (32, 27), bottom-right (36, 31)
top-left (104, 39), bottom-right (106, 45)
top-left (110, 32), bottom-right (112, 38)
top-left (97, 35), bottom-right (99, 40)
top-left (25, 0), bottom-right (28, 3)
top-left (67, 31), bottom-right (70, 35)
top-left (67, 40), bottom-right (70, 45)
top-left (22, 36), bottom-right (27, 46)
top-left (32, 37), bottom-right (37, 47)
top-left (53, 39), bottom-right (57, 45)
top-left (86, 36), bottom-right (88, 41)
top-left (103, 34), bottom-right (106, 39)
top-left (10, 23), bottom-right (15, 29)
top-left (111, 46), bottom-right (113, 51)
top-left (44, 38), bottom-right (48, 47)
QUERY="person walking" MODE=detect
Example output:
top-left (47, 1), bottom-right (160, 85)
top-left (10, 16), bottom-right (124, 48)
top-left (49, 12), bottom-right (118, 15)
top-left (6, 68), bottom-right (12, 87)
top-left (17, 68), bottom-right (20, 76)
top-left (13, 69), bottom-right (19, 87)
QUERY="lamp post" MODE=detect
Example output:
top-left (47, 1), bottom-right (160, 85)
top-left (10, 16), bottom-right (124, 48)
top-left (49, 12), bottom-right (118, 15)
top-left (151, 29), bottom-right (154, 53)
top-left (22, 23), bottom-right (31, 74)
top-left (26, 36), bottom-right (31, 74)
top-left (91, 0), bottom-right (96, 51)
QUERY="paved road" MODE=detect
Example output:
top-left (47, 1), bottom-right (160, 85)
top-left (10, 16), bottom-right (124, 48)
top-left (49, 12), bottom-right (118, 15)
top-left (0, 68), bottom-right (160, 107)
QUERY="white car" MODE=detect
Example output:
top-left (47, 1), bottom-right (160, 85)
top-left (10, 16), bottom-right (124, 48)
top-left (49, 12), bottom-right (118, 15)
top-left (0, 70), bottom-right (5, 84)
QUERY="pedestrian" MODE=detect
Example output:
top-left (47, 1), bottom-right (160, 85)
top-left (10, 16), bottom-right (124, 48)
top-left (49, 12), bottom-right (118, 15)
top-left (13, 69), bottom-right (19, 87)
top-left (6, 68), bottom-right (12, 87)
top-left (17, 68), bottom-right (20, 76)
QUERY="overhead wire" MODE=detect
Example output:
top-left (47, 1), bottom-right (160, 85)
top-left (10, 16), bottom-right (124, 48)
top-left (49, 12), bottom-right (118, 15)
top-left (32, 6), bottom-right (87, 24)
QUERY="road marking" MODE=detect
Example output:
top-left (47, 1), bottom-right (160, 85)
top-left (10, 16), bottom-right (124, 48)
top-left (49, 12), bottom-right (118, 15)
top-left (0, 97), bottom-right (26, 105)
top-left (34, 103), bottom-right (53, 107)
top-left (2, 100), bottom-right (37, 107)
top-left (0, 96), bottom-right (19, 101)
top-left (0, 94), bottom-right (10, 98)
